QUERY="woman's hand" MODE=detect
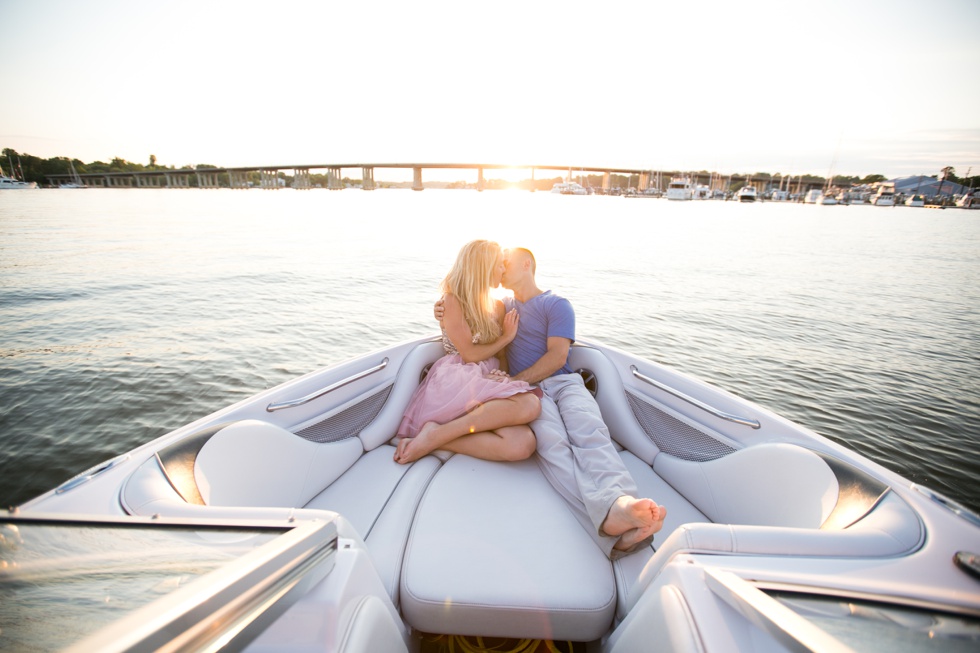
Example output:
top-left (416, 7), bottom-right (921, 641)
top-left (433, 298), bottom-right (445, 322)
top-left (501, 308), bottom-right (519, 343)
top-left (484, 369), bottom-right (510, 383)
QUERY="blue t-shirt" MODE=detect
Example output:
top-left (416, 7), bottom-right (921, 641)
top-left (503, 290), bottom-right (575, 377)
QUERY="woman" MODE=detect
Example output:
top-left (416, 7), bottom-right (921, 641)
top-left (394, 240), bottom-right (541, 464)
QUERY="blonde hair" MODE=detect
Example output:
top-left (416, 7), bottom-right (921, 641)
top-left (441, 240), bottom-right (502, 343)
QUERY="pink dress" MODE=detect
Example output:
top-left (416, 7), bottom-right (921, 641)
top-left (396, 330), bottom-right (536, 438)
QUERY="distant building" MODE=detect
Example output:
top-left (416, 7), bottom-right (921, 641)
top-left (889, 175), bottom-right (969, 198)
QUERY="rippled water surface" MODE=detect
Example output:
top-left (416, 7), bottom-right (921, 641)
top-left (1, 189), bottom-right (978, 513)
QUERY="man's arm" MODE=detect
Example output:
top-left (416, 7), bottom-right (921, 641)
top-left (511, 336), bottom-right (571, 384)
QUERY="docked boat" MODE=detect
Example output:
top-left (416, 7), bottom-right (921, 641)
top-left (59, 159), bottom-right (87, 189)
top-left (736, 185), bottom-right (757, 202)
top-left (769, 189), bottom-right (789, 201)
top-left (956, 193), bottom-right (980, 209)
top-left (818, 193), bottom-right (838, 205)
top-left (871, 183), bottom-right (896, 206)
top-left (551, 181), bottom-right (589, 195)
top-left (6, 335), bottom-right (980, 652)
top-left (665, 177), bottom-right (693, 200)
top-left (693, 185), bottom-right (711, 200)
top-left (905, 194), bottom-right (925, 207)
top-left (0, 166), bottom-right (37, 189)
top-left (804, 189), bottom-right (822, 204)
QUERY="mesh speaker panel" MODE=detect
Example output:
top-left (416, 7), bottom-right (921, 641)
top-left (625, 390), bottom-right (735, 461)
top-left (295, 384), bottom-right (393, 443)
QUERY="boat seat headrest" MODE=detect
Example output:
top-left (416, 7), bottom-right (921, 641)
top-left (195, 419), bottom-right (362, 508)
top-left (654, 443), bottom-right (839, 528)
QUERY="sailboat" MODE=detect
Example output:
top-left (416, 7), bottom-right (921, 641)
top-left (60, 159), bottom-right (87, 189)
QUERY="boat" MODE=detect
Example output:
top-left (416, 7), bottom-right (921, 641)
top-left (769, 189), bottom-right (789, 201)
top-left (905, 194), bottom-right (925, 207)
top-left (804, 189), bottom-right (823, 204)
top-left (736, 185), bottom-right (757, 202)
top-left (665, 177), bottom-right (693, 200)
top-left (693, 185), bottom-right (711, 200)
top-left (551, 181), bottom-right (589, 195)
top-left (956, 193), bottom-right (980, 209)
top-left (59, 159), bottom-right (87, 189)
top-left (0, 163), bottom-right (37, 189)
top-left (818, 192), bottom-right (838, 205)
top-left (871, 183), bottom-right (896, 206)
top-left (7, 335), bottom-right (980, 652)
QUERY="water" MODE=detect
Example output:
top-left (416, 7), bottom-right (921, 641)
top-left (1, 189), bottom-right (978, 515)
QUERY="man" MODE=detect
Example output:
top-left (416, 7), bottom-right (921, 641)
top-left (436, 247), bottom-right (666, 559)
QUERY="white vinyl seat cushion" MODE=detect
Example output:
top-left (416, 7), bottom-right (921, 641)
top-left (401, 455), bottom-right (617, 642)
top-left (194, 419), bottom-right (363, 508)
top-left (653, 442), bottom-right (839, 528)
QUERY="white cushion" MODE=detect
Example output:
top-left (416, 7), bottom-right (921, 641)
top-left (653, 443), bottom-right (838, 528)
top-left (401, 455), bottom-right (616, 641)
top-left (306, 445), bottom-right (442, 605)
top-left (195, 420), bottom-right (362, 508)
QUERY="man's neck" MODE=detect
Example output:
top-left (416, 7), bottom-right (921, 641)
top-left (512, 281), bottom-right (543, 304)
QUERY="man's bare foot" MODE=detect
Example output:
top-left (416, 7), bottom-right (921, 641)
top-left (601, 496), bottom-right (659, 538)
top-left (394, 422), bottom-right (439, 464)
top-left (613, 505), bottom-right (668, 553)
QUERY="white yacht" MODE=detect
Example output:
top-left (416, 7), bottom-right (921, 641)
top-left (905, 194), bottom-right (925, 207)
top-left (551, 181), bottom-right (589, 195)
top-left (804, 189), bottom-right (823, 204)
top-left (0, 166), bottom-right (36, 189)
top-left (665, 177), bottom-right (693, 200)
top-left (955, 193), bottom-right (979, 209)
top-left (7, 335), bottom-right (980, 652)
top-left (736, 185), bottom-right (757, 202)
top-left (871, 183), bottom-right (896, 206)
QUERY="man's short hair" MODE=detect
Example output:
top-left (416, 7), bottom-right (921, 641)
top-left (511, 247), bottom-right (536, 275)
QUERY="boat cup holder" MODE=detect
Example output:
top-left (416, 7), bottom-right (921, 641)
top-left (576, 369), bottom-right (598, 398)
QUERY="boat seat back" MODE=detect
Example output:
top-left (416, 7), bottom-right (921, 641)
top-left (194, 419), bottom-right (363, 508)
top-left (357, 341), bottom-right (446, 452)
top-left (653, 443), bottom-right (839, 528)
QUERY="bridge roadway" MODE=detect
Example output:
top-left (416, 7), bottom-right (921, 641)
top-left (44, 162), bottom-right (821, 193)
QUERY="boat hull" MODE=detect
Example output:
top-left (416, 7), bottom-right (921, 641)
top-left (15, 335), bottom-right (980, 652)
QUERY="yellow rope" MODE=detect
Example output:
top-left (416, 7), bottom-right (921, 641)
top-left (421, 633), bottom-right (574, 653)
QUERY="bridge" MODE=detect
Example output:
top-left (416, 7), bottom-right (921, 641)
top-left (45, 163), bottom-right (823, 194)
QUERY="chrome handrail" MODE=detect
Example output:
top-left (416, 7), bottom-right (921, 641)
top-left (630, 365), bottom-right (761, 429)
top-left (266, 358), bottom-right (389, 412)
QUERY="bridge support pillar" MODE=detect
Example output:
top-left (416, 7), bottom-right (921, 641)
top-left (639, 172), bottom-right (650, 191)
top-left (327, 167), bottom-right (342, 190)
top-left (362, 167), bottom-right (375, 190)
top-left (293, 168), bottom-right (311, 190)
top-left (477, 168), bottom-right (485, 192)
top-left (412, 167), bottom-right (423, 191)
top-left (602, 171), bottom-right (611, 191)
top-left (228, 170), bottom-right (248, 189)
top-left (260, 169), bottom-right (279, 189)
top-left (530, 167), bottom-right (536, 192)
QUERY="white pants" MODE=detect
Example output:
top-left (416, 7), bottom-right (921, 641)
top-left (533, 373), bottom-right (650, 559)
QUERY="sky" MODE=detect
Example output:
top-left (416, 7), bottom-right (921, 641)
top-left (1, 0), bottom-right (979, 181)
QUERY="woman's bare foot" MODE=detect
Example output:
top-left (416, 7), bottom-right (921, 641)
top-left (613, 505), bottom-right (668, 553)
top-left (601, 496), bottom-right (659, 538)
top-left (394, 422), bottom-right (439, 464)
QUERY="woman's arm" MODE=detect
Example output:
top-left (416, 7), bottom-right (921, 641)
top-left (442, 295), bottom-right (518, 363)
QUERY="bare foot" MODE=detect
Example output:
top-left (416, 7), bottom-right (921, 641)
top-left (394, 422), bottom-right (439, 464)
top-left (601, 496), bottom-right (659, 538)
top-left (613, 505), bottom-right (668, 553)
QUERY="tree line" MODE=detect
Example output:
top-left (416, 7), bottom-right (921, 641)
top-left (4, 148), bottom-right (977, 190)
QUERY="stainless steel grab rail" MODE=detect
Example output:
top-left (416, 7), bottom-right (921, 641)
top-left (630, 365), bottom-right (761, 429)
top-left (266, 358), bottom-right (389, 412)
